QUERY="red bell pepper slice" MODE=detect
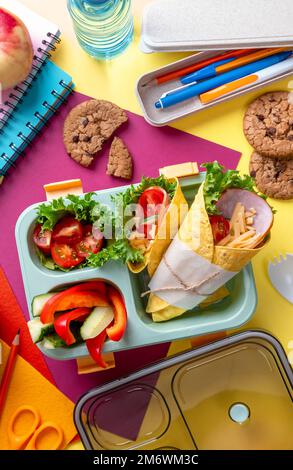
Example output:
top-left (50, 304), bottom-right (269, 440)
top-left (54, 307), bottom-right (92, 346)
top-left (106, 286), bottom-right (127, 342)
top-left (86, 329), bottom-right (108, 368)
top-left (55, 291), bottom-right (109, 312)
top-left (40, 281), bottom-right (108, 324)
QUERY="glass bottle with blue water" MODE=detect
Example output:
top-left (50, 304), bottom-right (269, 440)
top-left (67, 0), bottom-right (134, 60)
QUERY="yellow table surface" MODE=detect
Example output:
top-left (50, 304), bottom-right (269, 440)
top-left (20, 0), bottom-right (293, 450)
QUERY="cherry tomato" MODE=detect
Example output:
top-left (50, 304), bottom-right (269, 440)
top-left (51, 242), bottom-right (84, 269)
top-left (138, 187), bottom-right (170, 218)
top-left (82, 224), bottom-right (94, 237)
top-left (209, 215), bottom-right (230, 244)
top-left (33, 224), bottom-right (52, 255)
top-left (52, 217), bottom-right (83, 245)
top-left (75, 224), bottom-right (104, 258)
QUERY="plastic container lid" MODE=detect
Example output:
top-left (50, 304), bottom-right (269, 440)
top-left (74, 331), bottom-right (293, 450)
top-left (140, 0), bottom-right (293, 53)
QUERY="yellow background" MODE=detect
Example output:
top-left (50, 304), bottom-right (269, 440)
top-left (20, 0), bottom-right (293, 448)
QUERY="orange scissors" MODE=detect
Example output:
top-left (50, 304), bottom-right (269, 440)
top-left (8, 405), bottom-right (64, 450)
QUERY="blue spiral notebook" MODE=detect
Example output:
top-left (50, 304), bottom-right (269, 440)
top-left (0, 60), bottom-right (74, 180)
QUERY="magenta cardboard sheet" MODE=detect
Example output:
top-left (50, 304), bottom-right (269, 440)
top-left (0, 90), bottom-right (241, 404)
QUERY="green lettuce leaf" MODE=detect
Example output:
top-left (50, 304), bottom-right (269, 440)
top-left (36, 192), bottom-right (113, 231)
top-left (86, 239), bottom-right (144, 268)
top-left (202, 161), bottom-right (258, 215)
top-left (112, 175), bottom-right (177, 209)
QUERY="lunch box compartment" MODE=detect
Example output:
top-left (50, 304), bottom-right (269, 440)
top-left (74, 331), bottom-right (293, 450)
top-left (15, 176), bottom-right (258, 360)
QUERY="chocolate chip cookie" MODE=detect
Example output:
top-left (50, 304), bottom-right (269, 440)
top-left (107, 137), bottom-right (133, 180)
top-left (243, 92), bottom-right (293, 159)
top-left (63, 99), bottom-right (128, 167)
top-left (249, 151), bottom-right (293, 199)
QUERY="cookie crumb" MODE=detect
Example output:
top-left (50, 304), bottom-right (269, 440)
top-left (107, 137), bottom-right (133, 180)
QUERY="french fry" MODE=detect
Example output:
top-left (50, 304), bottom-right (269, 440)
top-left (227, 230), bottom-right (256, 248)
top-left (217, 233), bottom-right (232, 246)
top-left (229, 202), bottom-right (242, 230)
top-left (238, 205), bottom-right (245, 233)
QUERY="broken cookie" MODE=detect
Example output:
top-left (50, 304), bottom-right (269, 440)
top-left (107, 137), bottom-right (133, 180)
top-left (63, 99), bottom-right (128, 167)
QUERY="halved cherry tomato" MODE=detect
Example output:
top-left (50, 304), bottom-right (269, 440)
top-left (138, 187), bottom-right (170, 218)
top-left (33, 224), bottom-right (52, 255)
top-left (51, 242), bottom-right (83, 269)
top-left (75, 224), bottom-right (104, 259)
top-left (52, 217), bottom-right (83, 245)
top-left (83, 225), bottom-right (94, 237)
top-left (209, 215), bottom-right (230, 244)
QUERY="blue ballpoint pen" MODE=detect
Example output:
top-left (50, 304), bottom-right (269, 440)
top-left (155, 51), bottom-right (292, 109)
top-left (181, 58), bottom-right (235, 84)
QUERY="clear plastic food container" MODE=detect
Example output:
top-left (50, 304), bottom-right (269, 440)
top-left (74, 331), bottom-right (293, 450)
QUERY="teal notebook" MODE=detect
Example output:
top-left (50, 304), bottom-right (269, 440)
top-left (0, 60), bottom-right (74, 177)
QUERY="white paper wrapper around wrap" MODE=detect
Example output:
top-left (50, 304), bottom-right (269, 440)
top-left (148, 237), bottom-right (237, 310)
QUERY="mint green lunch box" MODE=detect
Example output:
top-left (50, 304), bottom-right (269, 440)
top-left (15, 174), bottom-right (257, 360)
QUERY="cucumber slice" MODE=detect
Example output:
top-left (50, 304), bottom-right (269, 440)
top-left (27, 318), bottom-right (54, 343)
top-left (42, 327), bottom-right (83, 349)
top-left (80, 306), bottom-right (114, 340)
top-left (42, 334), bottom-right (67, 349)
top-left (42, 338), bottom-right (55, 349)
top-left (31, 293), bottom-right (57, 317)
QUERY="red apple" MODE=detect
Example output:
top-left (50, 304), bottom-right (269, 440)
top-left (0, 8), bottom-right (33, 90)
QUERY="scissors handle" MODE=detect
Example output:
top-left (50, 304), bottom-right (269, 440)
top-left (8, 405), bottom-right (64, 450)
top-left (25, 422), bottom-right (63, 450)
top-left (8, 405), bottom-right (41, 450)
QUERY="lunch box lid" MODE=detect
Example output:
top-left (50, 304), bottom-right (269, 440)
top-left (74, 331), bottom-right (293, 450)
top-left (140, 0), bottom-right (293, 53)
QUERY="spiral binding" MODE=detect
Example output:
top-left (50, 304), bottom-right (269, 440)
top-left (34, 111), bottom-right (50, 127)
top-left (0, 30), bottom-right (61, 126)
top-left (43, 101), bottom-right (58, 114)
top-left (18, 132), bottom-right (33, 147)
top-left (47, 32), bottom-right (61, 43)
top-left (9, 93), bottom-right (24, 104)
top-left (26, 122), bottom-right (39, 134)
top-left (0, 153), bottom-right (16, 169)
top-left (0, 31), bottom-right (63, 176)
top-left (9, 143), bottom-right (23, 156)
top-left (0, 108), bottom-right (11, 117)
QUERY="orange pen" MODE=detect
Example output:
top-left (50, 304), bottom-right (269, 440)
top-left (143, 49), bottom-right (259, 86)
top-left (200, 50), bottom-right (293, 104)
top-left (215, 47), bottom-right (287, 74)
top-left (200, 75), bottom-right (258, 104)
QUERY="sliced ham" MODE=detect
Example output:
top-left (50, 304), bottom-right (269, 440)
top-left (216, 189), bottom-right (273, 238)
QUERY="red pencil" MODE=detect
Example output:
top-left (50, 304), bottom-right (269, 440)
top-left (0, 329), bottom-right (20, 418)
top-left (144, 49), bottom-right (260, 86)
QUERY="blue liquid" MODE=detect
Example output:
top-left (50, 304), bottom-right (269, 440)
top-left (67, 0), bottom-right (134, 60)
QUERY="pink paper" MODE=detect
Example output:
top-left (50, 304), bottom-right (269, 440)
top-left (0, 90), bottom-right (241, 403)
